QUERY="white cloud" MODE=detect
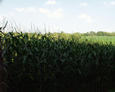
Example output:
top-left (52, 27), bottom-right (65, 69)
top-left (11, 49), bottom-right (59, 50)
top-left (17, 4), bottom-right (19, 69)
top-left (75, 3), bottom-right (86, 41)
top-left (104, 1), bottom-right (115, 6)
top-left (39, 8), bottom-right (49, 14)
top-left (15, 8), bottom-right (25, 12)
top-left (80, 2), bottom-right (88, 7)
top-left (78, 14), bottom-right (93, 23)
top-left (39, 8), bottom-right (63, 19)
top-left (104, 2), bottom-right (107, 5)
top-left (45, 0), bottom-right (56, 5)
top-left (15, 7), bottom-right (37, 13)
top-left (14, 6), bottom-right (63, 19)
top-left (52, 8), bottom-right (63, 18)
top-left (110, 1), bottom-right (115, 5)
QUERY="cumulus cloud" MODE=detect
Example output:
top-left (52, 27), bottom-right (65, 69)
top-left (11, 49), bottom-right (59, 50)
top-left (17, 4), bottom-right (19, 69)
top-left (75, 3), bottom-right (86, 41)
top-left (15, 7), bottom-right (38, 13)
top-left (39, 8), bottom-right (63, 19)
top-left (14, 6), bottom-right (63, 19)
top-left (104, 1), bottom-right (115, 6)
top-left (45, 0), bottom-right (56, 5)
top-left (39, 8), bottom-right (49, 14)
top-left (110, 1), bottom-right (115, 5)
top-left (80, 2), bottom-right (88, 7)
top-left (78, 14), bottom-right (93, 23)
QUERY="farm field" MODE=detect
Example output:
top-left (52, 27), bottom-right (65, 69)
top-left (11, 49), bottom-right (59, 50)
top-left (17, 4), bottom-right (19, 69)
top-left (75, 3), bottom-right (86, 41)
top-left (0, 32), bottom-right (115, 92)
top-left (80, 36), bottom-right (115, 45)
top-left (1, 0), bottom-right (115, 91)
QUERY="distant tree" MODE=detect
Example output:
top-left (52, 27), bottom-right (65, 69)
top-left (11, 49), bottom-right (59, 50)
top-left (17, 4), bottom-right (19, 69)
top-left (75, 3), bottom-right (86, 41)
top-left (111, 32), bottom-right (115, 36)
top-left (97, 31), bottom-right (105, 36)
top-left (82, 32), bottom-right (89, 36)
top-left (89, 31), bottom-right (96, 36)
top-left (96, 31), bottom-right (112, 36)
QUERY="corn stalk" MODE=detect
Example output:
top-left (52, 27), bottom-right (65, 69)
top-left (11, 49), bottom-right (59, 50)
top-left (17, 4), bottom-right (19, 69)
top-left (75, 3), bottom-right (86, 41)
top-left (0, 21), bottom-right (8, 92)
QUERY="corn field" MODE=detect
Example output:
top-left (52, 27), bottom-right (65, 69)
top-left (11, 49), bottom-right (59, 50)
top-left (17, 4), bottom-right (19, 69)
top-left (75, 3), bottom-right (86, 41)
top-left (0, 32), bottom-right (115, 92)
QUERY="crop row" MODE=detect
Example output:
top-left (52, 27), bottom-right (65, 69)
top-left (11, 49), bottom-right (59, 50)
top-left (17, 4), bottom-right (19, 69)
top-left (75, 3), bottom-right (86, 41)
top-left (1, 32), bottom-right (115, 92)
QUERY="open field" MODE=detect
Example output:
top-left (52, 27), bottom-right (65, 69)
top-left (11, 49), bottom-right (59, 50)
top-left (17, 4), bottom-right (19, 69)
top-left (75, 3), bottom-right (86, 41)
top-left (81, 36), bottom-right (115, 45)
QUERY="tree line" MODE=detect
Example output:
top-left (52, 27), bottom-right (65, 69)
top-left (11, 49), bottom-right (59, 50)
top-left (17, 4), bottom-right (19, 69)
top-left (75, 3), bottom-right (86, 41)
top-left (80, 31), bottom-right (115, 36)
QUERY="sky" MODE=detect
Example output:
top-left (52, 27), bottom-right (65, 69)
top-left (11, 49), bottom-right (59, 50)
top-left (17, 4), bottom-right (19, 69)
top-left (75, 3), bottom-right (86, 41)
top-left (0, 0), bottom-right (115, 33)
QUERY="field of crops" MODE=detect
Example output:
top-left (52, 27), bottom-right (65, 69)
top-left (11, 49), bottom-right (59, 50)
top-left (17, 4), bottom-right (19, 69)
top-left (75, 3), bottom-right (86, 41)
top-left (81, 36), bottom-right (115, 45)
top-left (0, 32), bottom-right (115, 92)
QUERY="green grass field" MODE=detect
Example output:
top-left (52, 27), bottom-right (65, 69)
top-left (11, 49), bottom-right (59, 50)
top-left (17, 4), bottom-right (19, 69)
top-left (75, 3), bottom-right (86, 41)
top-left (80, 36), bottom-right (115, 45)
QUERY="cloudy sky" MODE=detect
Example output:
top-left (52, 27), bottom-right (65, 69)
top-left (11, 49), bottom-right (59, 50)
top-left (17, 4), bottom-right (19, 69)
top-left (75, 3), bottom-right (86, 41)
top-left (0, 0), bottom-right (115, 33)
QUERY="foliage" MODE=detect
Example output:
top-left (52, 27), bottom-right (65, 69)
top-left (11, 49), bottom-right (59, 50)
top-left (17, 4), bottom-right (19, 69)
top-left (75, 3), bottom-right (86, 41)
top-left (82, 31), bottom-right (115, 36)
top-left (0, 32), bottom-right (115, 92)
top-left (80, 36), bottom-right (115, 45)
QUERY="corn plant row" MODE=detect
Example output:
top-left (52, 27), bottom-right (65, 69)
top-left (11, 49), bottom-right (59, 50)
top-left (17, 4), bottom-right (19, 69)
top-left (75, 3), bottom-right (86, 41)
top-left (1, 32), bottom-right (115, 92)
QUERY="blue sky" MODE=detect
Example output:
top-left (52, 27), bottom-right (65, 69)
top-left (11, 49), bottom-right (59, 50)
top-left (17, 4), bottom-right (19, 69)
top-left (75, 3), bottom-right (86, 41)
top-left (0, 0), bottom-right (115, 33)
